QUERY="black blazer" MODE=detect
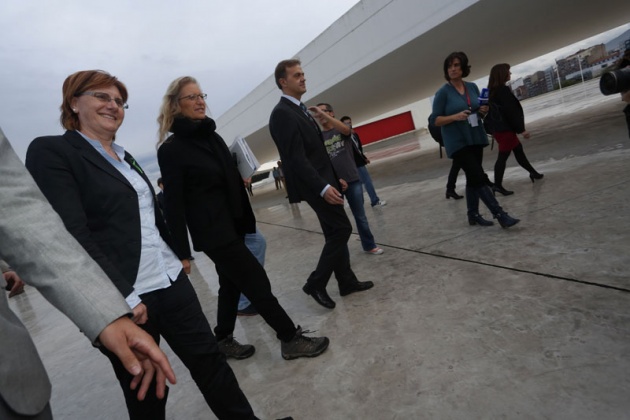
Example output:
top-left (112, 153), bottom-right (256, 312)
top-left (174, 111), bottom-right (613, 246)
top-left (489, 85), bottom-right (526, 134)
top-left (25, 130), bottom-right (175, 298)
top-left (269, 97), bottom-right (340, 203)
top-left (157, 117), bottom-right (256, 257)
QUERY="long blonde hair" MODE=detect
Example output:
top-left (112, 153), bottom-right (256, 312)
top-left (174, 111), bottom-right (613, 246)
top-left (156, 76), bottom-right (198, 146)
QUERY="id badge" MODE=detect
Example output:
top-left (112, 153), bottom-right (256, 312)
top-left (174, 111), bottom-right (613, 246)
top-left (467, 113), bottom-right (478, 127)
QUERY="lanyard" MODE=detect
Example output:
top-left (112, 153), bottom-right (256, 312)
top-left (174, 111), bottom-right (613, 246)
top-left (451, 82), bottom-right (471, 110)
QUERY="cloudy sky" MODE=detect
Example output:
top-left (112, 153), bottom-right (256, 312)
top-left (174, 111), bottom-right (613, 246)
top-left (510, 23), bottom-right (630, 79)
top-left (1, 2), bottom-right (627, 163)
top-left (0, 0), bottom-right (360, 160)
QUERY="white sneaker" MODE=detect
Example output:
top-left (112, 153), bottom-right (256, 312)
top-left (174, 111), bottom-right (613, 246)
top-left (372, 200), bottom-right (387, 207)
top-left (365, 247), bottom-right (384, 255)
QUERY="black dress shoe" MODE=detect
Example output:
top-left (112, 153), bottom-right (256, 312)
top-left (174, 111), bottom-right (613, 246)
top-left (302, 284), bottom-right (336, 309)
top-left (339, 280), bottom-right (374, 296)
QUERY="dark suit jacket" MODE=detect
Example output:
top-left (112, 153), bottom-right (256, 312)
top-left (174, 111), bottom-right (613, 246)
top-left (157, 117), bottom-right (256, 256)
top-left (25, 130), bottom-right (175, 298)
top-left (269, 97), bottom-right (340, 203)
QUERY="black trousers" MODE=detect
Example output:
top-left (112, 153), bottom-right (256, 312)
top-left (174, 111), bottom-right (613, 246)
top-left (205, 239), bottom-right (297, 342)
top-left (446, 160), bottom-right (461, 191)
top-left (304, 195), bottom-right (358, 291)
top-left (100, 274), bottom-right (257, 420)
top-left (452, 145), bottom-right (487, 188)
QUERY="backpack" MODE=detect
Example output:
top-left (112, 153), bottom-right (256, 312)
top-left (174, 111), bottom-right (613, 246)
top-left (427, 116), bottom-right (443, 146)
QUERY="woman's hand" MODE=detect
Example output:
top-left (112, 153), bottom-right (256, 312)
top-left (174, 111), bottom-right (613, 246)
top-left (521, 130), bottom-right (531, 139)
top-left (479, 105), bottom-right (489, 115)
top-left (435, 111), bottom-right (469, 127)
top-left (181, 259), bottom-right (191, 274)
top-left (131, 302), bottom-right (148, 325)
top-left (454, 110), bottom-right (471, 122)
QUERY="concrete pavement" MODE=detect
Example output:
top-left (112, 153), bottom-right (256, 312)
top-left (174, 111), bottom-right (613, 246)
top-left (9, 80), bottom-right (630, 419)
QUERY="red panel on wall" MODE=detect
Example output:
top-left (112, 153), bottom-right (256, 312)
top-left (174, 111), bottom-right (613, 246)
top-left (353, 111), bottom-right (415, 145)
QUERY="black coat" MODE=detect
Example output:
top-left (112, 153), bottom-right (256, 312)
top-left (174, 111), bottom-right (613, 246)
top-left (25, 130), bottom-right (174, 298)
top-left (157, 117), bottom-right (256, 257)
top-left (269, 97), bottom-right (340, 203)
top-left (488, 85), bottom-right (526, 134)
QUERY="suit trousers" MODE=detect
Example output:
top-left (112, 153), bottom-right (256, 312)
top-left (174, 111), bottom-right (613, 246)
top-left (100, 274), bottom-right (257, 420)
top-left (304, 195), bottom-right (358, 291)
top-left (205, 239), bottom-right (296, 342)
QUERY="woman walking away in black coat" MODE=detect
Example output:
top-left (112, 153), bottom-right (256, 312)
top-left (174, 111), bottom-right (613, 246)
top-left (487, 63), bottom-right (543, 196)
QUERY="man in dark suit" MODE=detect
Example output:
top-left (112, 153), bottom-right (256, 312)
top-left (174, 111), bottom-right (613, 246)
top-left (269, 59), bottom-right (374, 309)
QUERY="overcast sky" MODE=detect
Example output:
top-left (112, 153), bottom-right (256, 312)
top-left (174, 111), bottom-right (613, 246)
top-left (510, 23), bottom-right (630, 79)
top-left (0, 0), bottom-right (360, 160)
top-left (1, 2), bottom-right (627, 162)
top-left (472, 22), bottom-right (630, 89)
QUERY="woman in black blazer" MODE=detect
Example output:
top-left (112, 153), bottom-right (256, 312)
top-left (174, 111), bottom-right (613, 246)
top-left (25, 70), bottom-right (257, 420)
top-left (156, 76), bottom-right (329, 361)
top-left (487, 63), bottom-right (543, 195)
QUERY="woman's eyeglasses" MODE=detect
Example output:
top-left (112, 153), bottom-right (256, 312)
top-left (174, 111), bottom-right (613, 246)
top-left (178, 93), bottom-right (207, 102)
top-left (76, 91), bottom-right (128, 109)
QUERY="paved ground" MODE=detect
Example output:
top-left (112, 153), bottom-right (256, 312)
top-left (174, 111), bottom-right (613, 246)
top-left (9, 80), bottom-right (630, 419)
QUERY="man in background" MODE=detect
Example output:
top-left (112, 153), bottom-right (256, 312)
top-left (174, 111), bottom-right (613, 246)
top-left (339, 116), bottom-right (387, 207)
top-left (319, 104), bottom-right (384, 255)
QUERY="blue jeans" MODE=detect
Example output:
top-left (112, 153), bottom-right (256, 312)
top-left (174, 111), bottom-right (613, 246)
top-left (357, 165), bottom-right (380, 206)
top-left (344, 180), bottom-right (377, 251)
top-left (238, 228), bottom-right (267, 310)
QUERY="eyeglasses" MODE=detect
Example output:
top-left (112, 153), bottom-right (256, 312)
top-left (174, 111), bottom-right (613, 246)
top-left (178, 93), bottom-right (207, 102)
top-left (321, 108), bottom-right (333, 113)
top-left (76, 91), bottom-right (128, 109)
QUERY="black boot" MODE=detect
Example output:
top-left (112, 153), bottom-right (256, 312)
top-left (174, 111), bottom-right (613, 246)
top-left (483, 173), bottom-right (494, 188)
top-left (475, 186), bottom-right (520, 228)
top-left (465, 187), bottom-right (493, 226)
top-left (492, 184), bottom-right (514, 196)
top-left (446, 189), bottom-right (463, 200)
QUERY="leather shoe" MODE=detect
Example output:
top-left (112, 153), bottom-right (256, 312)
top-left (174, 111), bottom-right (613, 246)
top-left (339, 280), bottom-right (374, 296)
top-left (302, 284), bottom-right (335, 309)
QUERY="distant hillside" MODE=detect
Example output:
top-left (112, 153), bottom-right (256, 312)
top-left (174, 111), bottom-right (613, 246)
top-left (606, 28), bottom-right (630, 52)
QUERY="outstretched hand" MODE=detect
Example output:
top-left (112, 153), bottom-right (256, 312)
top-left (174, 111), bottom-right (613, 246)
top-left (98, 316), bottom-right (176, 401)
